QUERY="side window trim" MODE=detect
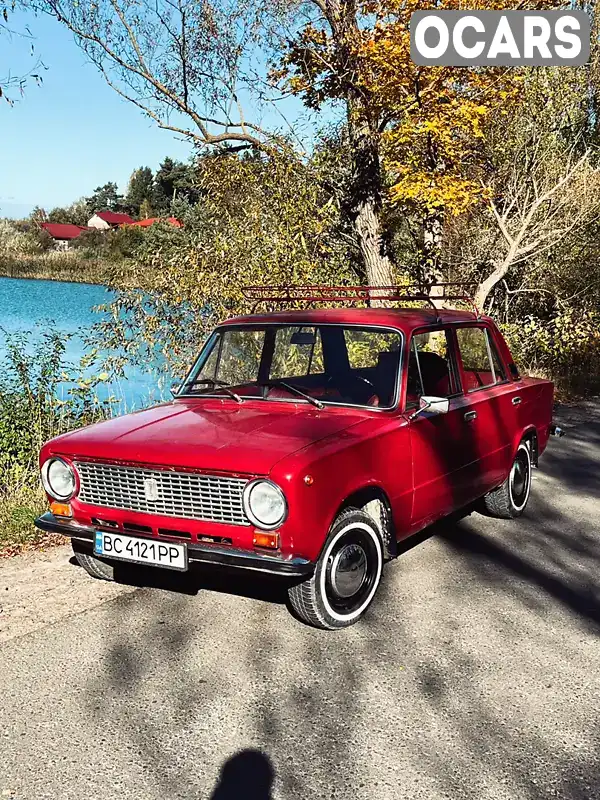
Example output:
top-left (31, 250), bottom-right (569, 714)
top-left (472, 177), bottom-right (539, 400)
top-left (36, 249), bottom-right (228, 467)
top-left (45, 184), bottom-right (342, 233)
top-left (444, 326), bottom-right (463, 397)
top-left (412, 336), bottom-right (425, 397)
top-left (486, 325), bottom-right (511, 380)
top-left (483, 328), bottom-right (497, 385)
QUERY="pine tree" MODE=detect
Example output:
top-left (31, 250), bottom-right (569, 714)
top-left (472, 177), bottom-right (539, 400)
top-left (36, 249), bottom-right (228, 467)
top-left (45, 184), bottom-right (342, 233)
top-left (125, 167), bottom-right (154, 218)
top-left (85, 182), bottom-right (124, 214)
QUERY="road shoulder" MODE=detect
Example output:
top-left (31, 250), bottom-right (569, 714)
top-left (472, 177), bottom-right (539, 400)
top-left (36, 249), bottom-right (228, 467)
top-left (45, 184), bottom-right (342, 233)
top-left (0, 544), bottom-right (136, 645)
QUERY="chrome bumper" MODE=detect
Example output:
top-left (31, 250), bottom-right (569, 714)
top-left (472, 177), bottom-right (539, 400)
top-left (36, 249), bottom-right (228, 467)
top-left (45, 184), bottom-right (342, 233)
top-left (34, 512), bottom-right (314, 577)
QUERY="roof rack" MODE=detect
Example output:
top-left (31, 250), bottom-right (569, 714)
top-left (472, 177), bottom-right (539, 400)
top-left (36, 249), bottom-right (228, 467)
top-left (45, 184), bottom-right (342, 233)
top-left (242, 284), bottom-right (480, 317)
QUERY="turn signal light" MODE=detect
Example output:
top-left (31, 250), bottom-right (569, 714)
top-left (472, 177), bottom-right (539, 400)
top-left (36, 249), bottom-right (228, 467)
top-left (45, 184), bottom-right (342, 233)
top-left (50, 501), bottom-right (72, 518)
top-left (253, 532), bottom-right (279, 549)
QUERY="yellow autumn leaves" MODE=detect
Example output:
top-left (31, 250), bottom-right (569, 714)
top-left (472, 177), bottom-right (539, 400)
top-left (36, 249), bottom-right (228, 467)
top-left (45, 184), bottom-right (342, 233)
top-left (357, 0), bottom-right (558, 217)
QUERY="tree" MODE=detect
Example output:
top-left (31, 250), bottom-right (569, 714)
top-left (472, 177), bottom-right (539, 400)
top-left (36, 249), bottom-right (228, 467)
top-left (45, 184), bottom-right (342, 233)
top-left (1, 1), bottom-right (45, 104)
top-left (354, 0), bottom-right (560, 282)
top-left (278, 1), bottom-right (399, 287)
top-left (85, 181), bottom-right (123, 213)
top-left (125, 166), bottom-right (154, 217)
top-left (442, 68), bottom-right (600, 311)
top-left (28, 205), bottom-right (47, 224)
top-left (474, 138), bottom-right (600, 310)
top-left (0, 218), bottom-right (39, 254)
top-left (39, 0), bottom-right (402, 287)
top-left (92, 150), bottom-right (358, 374)
top-left (153, 157), bottom-right (196, 213)
top-left (47, 198), bottom-right (88, 225)
top-left (139, 197), bottom-right (153, 220)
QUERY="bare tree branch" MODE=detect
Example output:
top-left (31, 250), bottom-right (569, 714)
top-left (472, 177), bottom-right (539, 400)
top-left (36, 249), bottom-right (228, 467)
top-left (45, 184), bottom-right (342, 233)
top-left (474, 137), bottom-right (600, 310)
top-left (38, 0), bottom-right (289, 150)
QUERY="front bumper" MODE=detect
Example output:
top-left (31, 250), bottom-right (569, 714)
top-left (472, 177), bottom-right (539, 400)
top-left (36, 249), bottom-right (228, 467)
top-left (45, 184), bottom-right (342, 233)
top-left (35, 512), bottom-right (314, 577)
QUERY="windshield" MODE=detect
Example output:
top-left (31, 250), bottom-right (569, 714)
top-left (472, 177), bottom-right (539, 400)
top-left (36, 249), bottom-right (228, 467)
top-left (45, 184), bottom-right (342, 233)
top-left (179, 324), bottom-right (402, 409)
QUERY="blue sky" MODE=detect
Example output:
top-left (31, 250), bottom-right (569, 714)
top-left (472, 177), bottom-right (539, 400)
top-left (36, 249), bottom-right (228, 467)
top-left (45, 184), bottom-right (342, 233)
top-left (0, 11), bottom-right (194, 218)
top-left (1, 10), bottom-right (317, 219)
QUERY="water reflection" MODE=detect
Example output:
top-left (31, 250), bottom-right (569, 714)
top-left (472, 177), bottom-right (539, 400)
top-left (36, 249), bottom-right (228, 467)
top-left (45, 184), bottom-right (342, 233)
top-left (0, 276), bottom-right (170, 411)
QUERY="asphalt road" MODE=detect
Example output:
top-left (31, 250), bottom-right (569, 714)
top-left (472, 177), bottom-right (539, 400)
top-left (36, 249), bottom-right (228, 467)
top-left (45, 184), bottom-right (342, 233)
top-left (1, 402), bottom-right (599, 800)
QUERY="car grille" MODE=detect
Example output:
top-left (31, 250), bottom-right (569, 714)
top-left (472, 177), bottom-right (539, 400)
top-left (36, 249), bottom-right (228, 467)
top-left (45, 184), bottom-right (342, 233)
top-left (75, 461), bottom-right (250, 526)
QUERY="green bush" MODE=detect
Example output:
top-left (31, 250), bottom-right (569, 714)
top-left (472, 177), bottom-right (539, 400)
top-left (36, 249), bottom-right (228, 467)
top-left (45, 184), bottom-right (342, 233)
top-left (74, 225), bottom-right (145, 261)
top-left (0, 327), bottom-right (115, 551)
top-left (0, 218), bottom-right (40, 256)
top-left (502, 310), bottom-right (600, 395)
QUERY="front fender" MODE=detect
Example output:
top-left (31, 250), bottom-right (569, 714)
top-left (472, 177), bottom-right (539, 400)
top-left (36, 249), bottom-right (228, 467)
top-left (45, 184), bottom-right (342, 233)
top-left (270, 415), bottom-right (412, 562)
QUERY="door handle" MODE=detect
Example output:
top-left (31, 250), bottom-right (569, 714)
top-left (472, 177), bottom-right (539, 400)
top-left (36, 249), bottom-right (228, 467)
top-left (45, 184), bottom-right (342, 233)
top-left (512, 396), bottom-right (522, 406)
top-left (464, 410), bottom-right (477, 422)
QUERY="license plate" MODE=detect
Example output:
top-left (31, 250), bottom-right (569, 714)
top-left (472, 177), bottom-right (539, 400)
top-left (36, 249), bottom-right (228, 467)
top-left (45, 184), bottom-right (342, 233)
top-left (94, 531), bottom-right (188, 571)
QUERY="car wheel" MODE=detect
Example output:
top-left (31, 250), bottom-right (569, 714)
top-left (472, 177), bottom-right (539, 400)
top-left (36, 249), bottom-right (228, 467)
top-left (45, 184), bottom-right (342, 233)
top-left (481, 441), bottom-right (532, 519)
top-left (72, 539), bottom-right (115, 581)
top-left (287, 508), bottom-right (384, 630)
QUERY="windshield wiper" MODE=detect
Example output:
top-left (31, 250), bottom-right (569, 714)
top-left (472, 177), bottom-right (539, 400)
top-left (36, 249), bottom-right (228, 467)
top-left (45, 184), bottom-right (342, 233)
top-left (261, 380), bottom-right (324, 410)
top-left (212, 386), bottom-right (243, 403)
top-left (182, 378), bottom-right (243, 403)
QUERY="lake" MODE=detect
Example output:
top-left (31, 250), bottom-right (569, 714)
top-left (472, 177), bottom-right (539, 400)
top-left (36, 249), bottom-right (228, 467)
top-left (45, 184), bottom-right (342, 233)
top-left (0, 276), bottom-right (169, 409)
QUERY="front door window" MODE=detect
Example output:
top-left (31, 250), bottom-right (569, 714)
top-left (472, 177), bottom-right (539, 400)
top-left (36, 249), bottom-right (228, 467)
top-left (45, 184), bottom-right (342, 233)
top-left (407, 329), bottom-right (456, 408)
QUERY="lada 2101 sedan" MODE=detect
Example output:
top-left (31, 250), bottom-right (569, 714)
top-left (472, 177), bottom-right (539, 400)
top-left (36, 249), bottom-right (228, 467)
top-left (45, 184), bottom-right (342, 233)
top-left (36, 287), bottom-right (556, 629)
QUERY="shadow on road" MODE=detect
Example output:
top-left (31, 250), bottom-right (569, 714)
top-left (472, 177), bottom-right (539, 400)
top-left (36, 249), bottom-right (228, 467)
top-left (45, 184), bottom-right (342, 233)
top-left (209, 750), bottom-right (274, 800)
top-left (540, 419), bottom-right (600, 494)
top-left (78, 433), bottom-right (600, 800)
top-left (70, 554), bottom-right (290, 604)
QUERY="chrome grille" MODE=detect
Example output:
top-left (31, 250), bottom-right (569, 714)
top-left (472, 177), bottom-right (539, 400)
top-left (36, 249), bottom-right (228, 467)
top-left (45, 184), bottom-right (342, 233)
top-left (75, 461), bottom-right (249, 526)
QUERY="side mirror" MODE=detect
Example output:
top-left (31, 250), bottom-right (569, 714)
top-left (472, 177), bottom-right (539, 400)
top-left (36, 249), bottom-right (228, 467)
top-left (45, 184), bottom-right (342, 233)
top-left (410, 395), bottom-right (449, 420)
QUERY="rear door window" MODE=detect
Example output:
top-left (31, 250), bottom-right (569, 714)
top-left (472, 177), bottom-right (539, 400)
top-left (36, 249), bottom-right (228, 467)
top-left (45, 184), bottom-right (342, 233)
top-left (456, 326), bottom-right (506, 392)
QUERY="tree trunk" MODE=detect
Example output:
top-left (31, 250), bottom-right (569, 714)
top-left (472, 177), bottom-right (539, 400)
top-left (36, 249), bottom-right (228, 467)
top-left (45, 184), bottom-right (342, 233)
top-left (474, 267), bottom-right (505, 312)
top-left (328, 0), bottom-right (393, 291)
top-left (354, 196), bottom-right (392, 285)
top-left (420, 211), bottom-right (445, 306)
top-left (346, 99), bottom-right (394, 292)
top-left (421, 212), bottom-right (444, 282)
top-left (474, 247), bottom-right (517, 312)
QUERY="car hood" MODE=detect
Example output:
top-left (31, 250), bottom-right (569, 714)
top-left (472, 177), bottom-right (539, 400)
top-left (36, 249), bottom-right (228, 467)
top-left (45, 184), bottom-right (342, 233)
top-left (48, 399), bottom-right (369, 475)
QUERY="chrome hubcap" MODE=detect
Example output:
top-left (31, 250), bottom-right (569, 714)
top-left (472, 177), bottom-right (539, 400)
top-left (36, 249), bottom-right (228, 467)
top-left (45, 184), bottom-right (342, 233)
top-left (511, 461), bottom-right (525, 496)
top-left (330, 543), bottom-right (368, 598)
top-left (510, 450), bottom-right (529, 504)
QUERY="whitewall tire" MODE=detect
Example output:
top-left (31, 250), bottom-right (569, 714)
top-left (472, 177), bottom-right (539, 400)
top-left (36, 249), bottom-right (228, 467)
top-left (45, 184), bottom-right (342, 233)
top-left (287, 508), bottom-right (384, 630)
top-left (481, 441), bottom-right (532, 519)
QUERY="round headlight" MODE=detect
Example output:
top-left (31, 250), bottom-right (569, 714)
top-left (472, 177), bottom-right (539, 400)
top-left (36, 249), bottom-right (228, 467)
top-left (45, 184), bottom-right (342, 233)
top-left (243, 480), bottom-right (287, 529)
top-left (41, 458), bottom-right (76, 500)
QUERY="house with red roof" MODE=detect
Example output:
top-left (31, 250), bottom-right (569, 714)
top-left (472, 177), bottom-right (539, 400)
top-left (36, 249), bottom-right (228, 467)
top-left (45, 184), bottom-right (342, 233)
top-left (126, 217), bottom-right (183, 229)
top-left (41, 222), bottom-right (90, 251)
top-left (87, 210), bottom-right (135, 230)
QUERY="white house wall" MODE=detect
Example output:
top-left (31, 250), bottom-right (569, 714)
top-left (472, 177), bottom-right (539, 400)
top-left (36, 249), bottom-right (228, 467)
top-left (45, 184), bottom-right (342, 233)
top-left (87, 214), bottom-right (110, 230)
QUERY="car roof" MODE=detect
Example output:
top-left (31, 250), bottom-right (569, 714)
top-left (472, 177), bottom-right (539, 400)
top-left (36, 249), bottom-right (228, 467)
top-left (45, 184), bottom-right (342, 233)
top-left (221, 307), bottom-right (487, 332)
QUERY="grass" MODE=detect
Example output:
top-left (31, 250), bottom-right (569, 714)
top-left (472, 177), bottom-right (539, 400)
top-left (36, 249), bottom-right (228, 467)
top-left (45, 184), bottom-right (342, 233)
top-left (0, 472), bottom-right (64, 557)
top-left (0, 251), bottom-right (112, 285)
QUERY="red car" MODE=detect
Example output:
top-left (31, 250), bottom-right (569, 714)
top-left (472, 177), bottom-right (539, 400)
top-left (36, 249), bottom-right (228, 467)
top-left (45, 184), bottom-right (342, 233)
top-left (36, 288), bottom-right (556, 629)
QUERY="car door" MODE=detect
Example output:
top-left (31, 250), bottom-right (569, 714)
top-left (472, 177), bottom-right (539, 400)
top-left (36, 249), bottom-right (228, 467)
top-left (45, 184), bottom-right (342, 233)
top-left (407, 326), bottom-right (477, 527)
top-left (453, 324), bottom-right (514, 500)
